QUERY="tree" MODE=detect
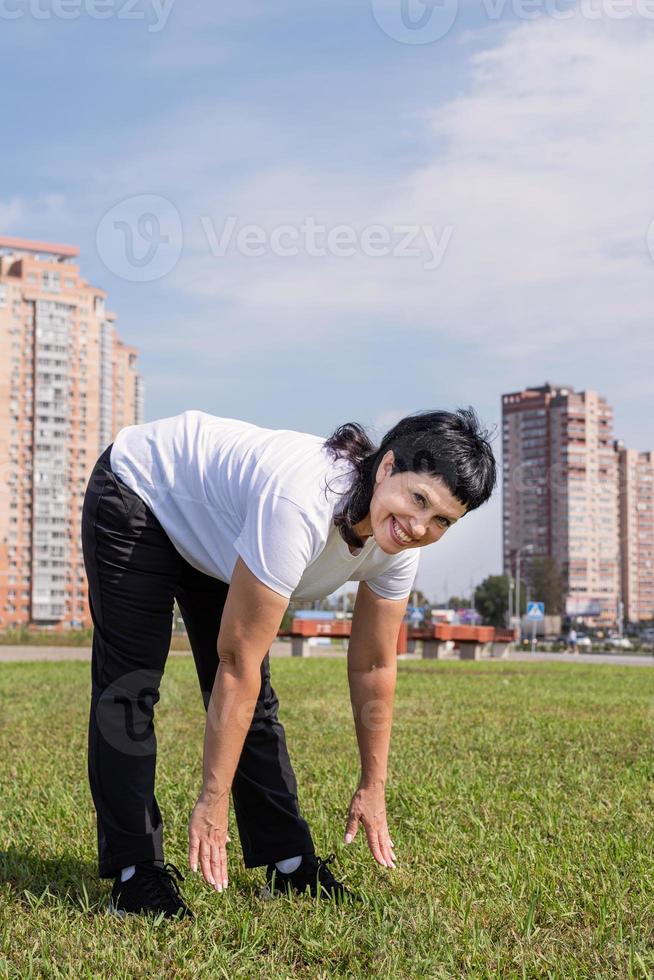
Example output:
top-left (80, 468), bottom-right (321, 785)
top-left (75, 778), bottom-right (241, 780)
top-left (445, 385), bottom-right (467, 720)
top-left (528, 558), bottom-right (564, 615)
top-left (447, 596), bottom-right (471, 609)
top-left (474, 575), bottom-right (510, 628)
top-left (410, 588), bottom-right (432, 609)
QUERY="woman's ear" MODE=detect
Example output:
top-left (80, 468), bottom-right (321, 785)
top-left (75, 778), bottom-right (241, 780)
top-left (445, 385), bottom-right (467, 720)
top-left (376, 450), bottom-right (395, 484)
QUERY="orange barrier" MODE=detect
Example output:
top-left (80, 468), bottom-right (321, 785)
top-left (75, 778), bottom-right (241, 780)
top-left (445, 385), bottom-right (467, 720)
top-left (291, 618), bottom-right (352, 637)
top-left (492, 629), bottom-right (517, 643)
top-left (283, 620), bottom-right (515, 658)
top-left (290, 617), bottom-right (407, 655)
top-left (408, 624), bottom-right (495, 642)
top-left (407, 623), bottom-right (511, 659)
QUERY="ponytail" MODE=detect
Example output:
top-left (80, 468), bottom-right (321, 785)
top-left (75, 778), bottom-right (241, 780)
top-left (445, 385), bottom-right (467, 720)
top-left (324, 423), bottom-right (382, 549)
top-left (323, 422), bottom-right (376, 465)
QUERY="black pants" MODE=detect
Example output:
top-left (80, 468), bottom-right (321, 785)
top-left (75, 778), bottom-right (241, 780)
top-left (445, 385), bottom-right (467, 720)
top-left (81, 445), bottom-right (314, 878)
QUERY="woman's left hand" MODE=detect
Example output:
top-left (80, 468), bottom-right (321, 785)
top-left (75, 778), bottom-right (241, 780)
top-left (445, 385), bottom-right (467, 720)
top-left (344, 783), bottom-right (397, 868)
top-left (188, 789), bottom-right (231, 891)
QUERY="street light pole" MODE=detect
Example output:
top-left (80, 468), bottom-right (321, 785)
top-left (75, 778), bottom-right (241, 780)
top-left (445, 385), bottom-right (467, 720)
top-left (515, 544), bottom-right (533, 643)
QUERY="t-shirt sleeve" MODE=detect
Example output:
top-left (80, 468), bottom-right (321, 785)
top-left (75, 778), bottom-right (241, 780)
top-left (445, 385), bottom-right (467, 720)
top-left (364, 549), bottom-right (420, 601)
top-left (233, 493), bottom-right (318, 599)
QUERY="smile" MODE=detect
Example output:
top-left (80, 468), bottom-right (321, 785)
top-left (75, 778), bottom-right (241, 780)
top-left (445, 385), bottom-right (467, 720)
top-left (390, 516), bottom-right (413, 546)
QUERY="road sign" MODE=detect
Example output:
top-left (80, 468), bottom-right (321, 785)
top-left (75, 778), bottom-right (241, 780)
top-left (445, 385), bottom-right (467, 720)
top-left (526, 601), bottom-right (545, 621)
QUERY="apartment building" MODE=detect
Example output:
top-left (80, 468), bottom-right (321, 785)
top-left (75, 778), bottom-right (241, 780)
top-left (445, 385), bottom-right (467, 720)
top-left (0, 236), bottom-right (144, 630)
top-left (617, 446), bottom-right (654, 623)
top-left (502, 383), bottom-right (620, 625)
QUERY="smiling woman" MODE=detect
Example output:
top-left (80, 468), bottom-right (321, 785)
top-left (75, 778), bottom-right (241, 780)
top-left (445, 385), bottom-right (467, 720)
top-left (80, 407), bottom-right (496, 919)
top-left (328, 410), bottom-right (496, 551)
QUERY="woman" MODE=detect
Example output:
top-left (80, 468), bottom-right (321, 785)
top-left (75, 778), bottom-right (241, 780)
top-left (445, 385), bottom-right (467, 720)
top-left (81, 407), bottom-right (495, 918)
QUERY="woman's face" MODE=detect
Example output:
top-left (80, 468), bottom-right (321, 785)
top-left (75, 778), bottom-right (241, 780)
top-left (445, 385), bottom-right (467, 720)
top-left (354, 450), bottom-right (468, 554)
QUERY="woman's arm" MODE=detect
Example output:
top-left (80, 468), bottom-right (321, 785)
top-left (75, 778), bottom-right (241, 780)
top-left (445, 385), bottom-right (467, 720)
top-left (188, 558), bottom-right (288, 891)
top-left (344, 582), bottom-right (408, 869)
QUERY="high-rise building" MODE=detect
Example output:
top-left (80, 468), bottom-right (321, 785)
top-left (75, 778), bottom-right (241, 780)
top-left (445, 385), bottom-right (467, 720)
top-left (0, 236), bottom-right (144, 630)
top-left (502, 383), bottom-right (620, 625)
top-left (617, 446), bottom-right (654, 623)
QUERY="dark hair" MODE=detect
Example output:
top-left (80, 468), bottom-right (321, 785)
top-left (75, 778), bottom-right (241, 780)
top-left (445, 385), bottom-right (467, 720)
top-left (324, 409), bottom-right (497, 549)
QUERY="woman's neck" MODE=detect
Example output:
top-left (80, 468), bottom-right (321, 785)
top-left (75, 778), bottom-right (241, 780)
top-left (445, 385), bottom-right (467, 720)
top-left (352, 515), bottom-right (372, 541)
top-left (337, 520), bottom-right (369, 553)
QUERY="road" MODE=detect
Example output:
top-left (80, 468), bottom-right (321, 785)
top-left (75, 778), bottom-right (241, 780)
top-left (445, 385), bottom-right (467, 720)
top-left (0, 644), bottom-right (652, 666)
top-left (504, 650), bottom-right (654, 667)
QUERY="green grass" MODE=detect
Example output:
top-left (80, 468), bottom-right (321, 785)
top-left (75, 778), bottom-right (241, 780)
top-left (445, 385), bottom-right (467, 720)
top-left (0, 628), bottom-right (95, 647)
top-left (0, 658), bottom-right (652, 978)
top-left (0, 628), bottom-right (193, 650)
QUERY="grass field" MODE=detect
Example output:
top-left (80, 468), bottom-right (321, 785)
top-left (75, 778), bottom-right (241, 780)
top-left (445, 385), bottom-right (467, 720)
top-left (0, 657), bottom-right (652, 979)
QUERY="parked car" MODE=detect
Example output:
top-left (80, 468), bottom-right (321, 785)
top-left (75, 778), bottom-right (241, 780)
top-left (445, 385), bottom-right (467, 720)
top-left (557, 633), bottom-right (592, 650)
top-left (606, 635), bottom-right (633, 650)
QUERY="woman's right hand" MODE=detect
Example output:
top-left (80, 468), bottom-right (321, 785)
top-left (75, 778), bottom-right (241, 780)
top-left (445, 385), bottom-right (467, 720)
top-left (344, 781), bottom-right (396, 869)
top-left (188, 789), bottom-right (230, 891)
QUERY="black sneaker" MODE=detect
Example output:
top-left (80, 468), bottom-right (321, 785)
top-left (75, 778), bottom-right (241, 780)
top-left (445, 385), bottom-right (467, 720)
top-left (109, 862), bottom-right (193, 920)
top-left (265, 853), bottom-right (357, 902)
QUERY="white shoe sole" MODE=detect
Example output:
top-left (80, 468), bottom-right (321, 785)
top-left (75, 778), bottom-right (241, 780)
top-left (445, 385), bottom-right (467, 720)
top-left (107, 899), bottom-right (189, 921)
top-left (107, 899), bottom-right (127, 919)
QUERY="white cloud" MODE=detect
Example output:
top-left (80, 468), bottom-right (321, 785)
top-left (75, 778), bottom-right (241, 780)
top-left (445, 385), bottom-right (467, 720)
top-left (41, 9), bottom-right (651, 378)
top-left (153, 12), bottom-right (654, 366)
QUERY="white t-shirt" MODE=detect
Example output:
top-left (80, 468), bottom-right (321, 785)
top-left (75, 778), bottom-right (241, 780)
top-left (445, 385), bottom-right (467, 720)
top-left (110, 411), bottom-right (419, 602)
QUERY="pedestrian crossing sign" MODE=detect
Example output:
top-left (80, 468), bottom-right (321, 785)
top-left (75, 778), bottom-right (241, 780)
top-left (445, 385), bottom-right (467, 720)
top-left (526, 601), bottom-right (545, 621)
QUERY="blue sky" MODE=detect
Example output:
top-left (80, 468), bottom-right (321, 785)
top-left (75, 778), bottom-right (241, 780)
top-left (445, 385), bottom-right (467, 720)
top-left (2, 0), bottom-right (653, 598)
